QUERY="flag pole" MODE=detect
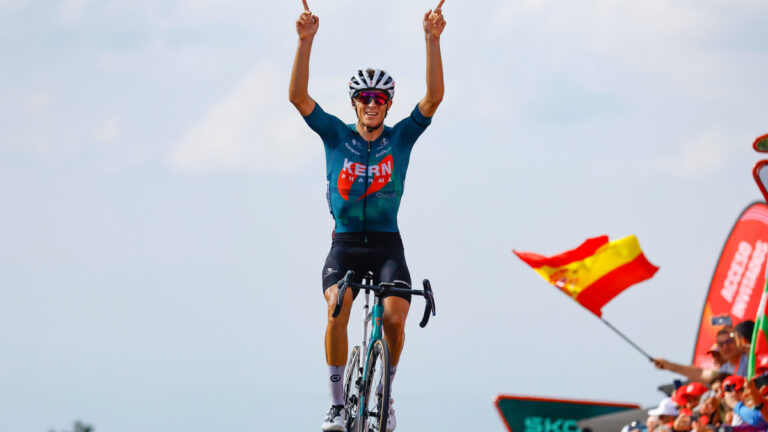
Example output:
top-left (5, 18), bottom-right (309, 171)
top-left (748, 272), bottom-right (768, 378)
top-left (600, 317), bottom-right (654, 362)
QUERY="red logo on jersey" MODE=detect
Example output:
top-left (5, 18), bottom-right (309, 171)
top-left (337, 155), bottom-right (393, 201)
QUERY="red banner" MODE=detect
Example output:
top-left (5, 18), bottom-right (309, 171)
top-left (693, 202), bottom-right (768, 368)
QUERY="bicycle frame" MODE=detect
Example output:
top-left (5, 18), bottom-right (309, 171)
top-left (356, 275), bottom-right (384, 421)
top-left (332, 269), bottom-right (435, 430)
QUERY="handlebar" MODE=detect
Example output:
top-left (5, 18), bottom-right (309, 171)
top-left (330, 270), bottom-right (437, 328)
top-left (419, 279), bottom-right (436, 328)
top-left (332, 270), bottom-right (356, 318)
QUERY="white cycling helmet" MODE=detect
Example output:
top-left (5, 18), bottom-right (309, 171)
top-left (348, 68), bottom-right (395, 100)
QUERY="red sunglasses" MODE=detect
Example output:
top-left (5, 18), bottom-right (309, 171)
top-left (355, 91), bottom-right (389, 105)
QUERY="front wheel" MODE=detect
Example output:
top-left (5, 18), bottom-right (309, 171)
top-left (344, 345), bottom-right (362, 431)
top-left (355, 339), bottom-right (390, 432)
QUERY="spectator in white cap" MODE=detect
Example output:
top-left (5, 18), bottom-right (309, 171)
top-left (648, 397), bottom-right (680, 429)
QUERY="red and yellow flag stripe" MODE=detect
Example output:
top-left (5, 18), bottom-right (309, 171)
top-left (514, 235), bottom-right (659, 317)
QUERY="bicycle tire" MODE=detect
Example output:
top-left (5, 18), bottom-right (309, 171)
top-left (355, 338), bottom-right (390, 432)
top-left (344, 345), bottom-right (362, 431)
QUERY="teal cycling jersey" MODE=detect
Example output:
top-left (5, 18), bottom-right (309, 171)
top-left (303, 103), bottom-right (431, 233)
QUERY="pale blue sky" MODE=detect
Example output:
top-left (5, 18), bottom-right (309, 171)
top-left (1, 1), bottom-right (768, 431)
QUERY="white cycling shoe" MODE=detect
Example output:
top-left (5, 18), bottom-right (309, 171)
top-left (321, 405), bottom-right (346, 431)
top-left (386, 397), bottom-right (396, 432)
top-left (374, 395), bottom-right (396, 432)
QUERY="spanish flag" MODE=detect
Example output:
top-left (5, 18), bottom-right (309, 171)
top-left (513, 235), bottom-right (659, 317)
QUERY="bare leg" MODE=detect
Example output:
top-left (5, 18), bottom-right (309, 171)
top-left (382, 296), bottom-right (410, 366)
top-left (324, 284), bottom-right (354, 366)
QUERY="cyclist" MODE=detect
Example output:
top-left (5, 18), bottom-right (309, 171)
top-left (289, 0), bottom-right (446, 430)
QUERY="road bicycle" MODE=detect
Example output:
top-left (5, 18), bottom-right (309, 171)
top-left (331, 270), bottom-right (436, 432)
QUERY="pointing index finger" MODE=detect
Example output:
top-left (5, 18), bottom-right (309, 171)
top-left (435, 0), bottom-right (445, 11)
top-left (302, 0), bottom-right (310, 12)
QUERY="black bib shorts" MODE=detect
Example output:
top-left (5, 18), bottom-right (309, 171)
top-left (321, 232), bottom-right (412, 303)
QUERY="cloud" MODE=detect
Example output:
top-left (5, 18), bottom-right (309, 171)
top-left (487, 1), bottom-right (723, 96)
top-left (92, 118), bottom-right (120, 145)
top-left (169, 63), bottom-right (320, 173)
top-left (643, 131), bottom-right (733, 177)
top-left (23, 91), bottom-right (50, 116)
top-left (59, 0), bottom-right (89, 22)
top-left (0, 0), bottom-right (28, 12)
top-left (676, 133), bottom-right (733, 175)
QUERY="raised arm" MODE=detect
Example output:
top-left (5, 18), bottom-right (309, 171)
top-left (289, 0), bottom-right (318, 116)
top-left (418, 0), bottom-right (446, 118)
top-left (653, 358), bottom-right (718, 384)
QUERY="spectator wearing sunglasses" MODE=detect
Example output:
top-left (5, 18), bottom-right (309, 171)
top-left (653, 328), bottom-right (749, 383)
top-left (290, 1), bottom-right (446, 430)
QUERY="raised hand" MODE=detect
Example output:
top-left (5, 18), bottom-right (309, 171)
top-left (296, 0), bottom-right (319, 40)
top-left (745, 379), bottom-right (765, 407)
top-left (423, 0), bottom-right (446, 39)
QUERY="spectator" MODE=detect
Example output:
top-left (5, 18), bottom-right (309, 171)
top-left (674, 383), bottom-right (709, 411)
top-left (708, 344), bottom-right (725, 370)
top-left (648, 414), bottom-right (661, 432)
top-left (638, 321), bottom-right (767, 432)
top-left (622, 421), bottom-right (648, 432)
top-left (743, 377), bottom-right (768, 426)
top-left (723, 375), bottom-right (748, 426)
top-left (710, 372), bottom-right (731, 400)
top-left (735, 321), bottom-right (755, 355)
top-left (649, 398), bottom-right (681, 428)
top-left (654, 328), bottom-right (749, 382)
top-left (673, 411), bottom-right (694, 432)
top-left (690, 414), bottom-right (712, 432)
top-left (697, 396), bottom-right (721, 427)
top-left (695, 372), bottom-right (730, 426)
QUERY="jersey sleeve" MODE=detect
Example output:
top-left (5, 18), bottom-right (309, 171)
top-left (392, 104), bottom-right (433, 150)
top-left (303, 103), bottom-right (346, 148)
